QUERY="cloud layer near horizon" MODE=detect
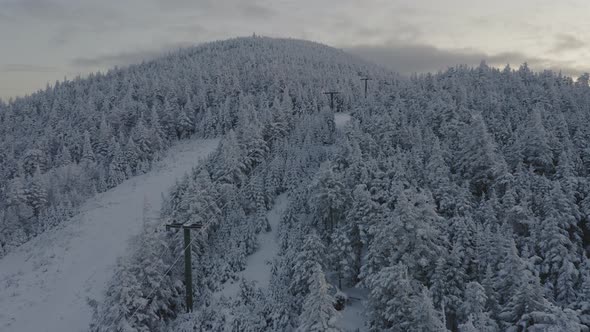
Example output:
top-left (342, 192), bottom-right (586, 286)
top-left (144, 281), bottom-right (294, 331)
top-left (345, 42), bottom-right (590, 77)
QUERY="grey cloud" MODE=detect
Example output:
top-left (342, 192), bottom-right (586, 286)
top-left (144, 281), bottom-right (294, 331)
top-left (352, 24), bottom-right (422, 44)
top-left (550, 34), bottom-right (585, 53)
top-left (0, 10), bottom-right (12, 21)
top-left (51, 27), bottom-right (76, 46)
top-left (486, 52), bottom-right (549, 68)
top-left (344, 42), bottom-right (589, 77)
top-left (70, 43), bottom-right (194, 68)
top-left (2, 0), bottom-right (68, 19)
top-left (156, 0), bottom-right (276, 19)
top-left (345, 43), bottom-right (488, 74)
top-left (157, 0), bottom-right (216, 10)
top-left (2, 0), bottom-right (131, 48)
top-left (236, 2), bottom-right (275, 19)
top-left (2, 0), bottom-right (127, 30)
top-left (1, 64), bottom-right (60, 72)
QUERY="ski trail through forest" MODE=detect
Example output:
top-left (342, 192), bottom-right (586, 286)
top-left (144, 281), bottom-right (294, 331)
top-left (0, 138), bottom-right (219, 332)
top-left (217, 194), bottom-right (289, 299)
top-left (209, 113), bottom-right (356, 329)
top-left (217, 113), bottom-right (352, 302)
top-left (333, 113), bottom-right (369, 331)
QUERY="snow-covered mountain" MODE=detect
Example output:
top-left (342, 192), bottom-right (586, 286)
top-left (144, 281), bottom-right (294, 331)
top-left (2, 37), bottom-right (590, 332)
top-left (0, 37), bottom-right (385, 257)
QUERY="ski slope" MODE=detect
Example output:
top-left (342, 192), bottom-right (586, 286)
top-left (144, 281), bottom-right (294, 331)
top-left (217, 114), bottom-right (350, 300)
top-left (217, 194), bottom-right (289, 299)
top-left (0, 138), bottom-right (219, 332)
top-left (334, 113), bottom-right (352, 129)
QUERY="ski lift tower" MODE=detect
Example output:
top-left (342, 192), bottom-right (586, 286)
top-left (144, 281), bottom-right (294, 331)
top-left (323, 91), bottom-right (340, 111)
top-left (360, 77), bottom-right (372, 98)
top-left (165, 222), bottom-right (204, 312)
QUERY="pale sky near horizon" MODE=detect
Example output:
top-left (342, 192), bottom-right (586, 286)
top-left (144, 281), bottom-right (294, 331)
top-left (1, 0), bottom-right (589, 99)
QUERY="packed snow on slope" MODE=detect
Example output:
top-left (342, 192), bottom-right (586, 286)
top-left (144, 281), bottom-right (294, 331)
top-left (334, 113), bottom-right (352, 129)
top-left (335, 287), bottom-right (369, 331)
top-left (217, 194), bottom-right (289, 299)
top-left (0, 138), bottom-right (219, 332)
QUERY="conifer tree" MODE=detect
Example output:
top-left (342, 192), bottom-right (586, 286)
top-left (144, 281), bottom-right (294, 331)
top-left (149, 106), bottom-right (167, 151)
top-left (108, 140), bottom-right (126, 187)
top-left (311, 162), bottom-right (346, 232)
top-left (212, 130), bottom-right (244, 186)
top-left (124, 136), bottom-right (139, 176)
top-left (55, 144), bottom-right (72, 167)
top-left (457, 113), bottom-right (505, 196)
top-left (95, 116), bottom-right (112, 162)
top-left (81, 131), bottom-right (96, 164)
top-left (176, 108), bottom-right (194, 139)
top-left (290, 231), bottom-right (326, 304)
top-left (366, 189), bottom-right (444, 284)
top-left (518, 105), bottom-right (554, 174)
top-left (133, 116), bottom-right (153, 163)
top-left (366, 263), bottom-right (414, 331)
top-left (297, 264), bottom-right (340, 332)
top-left (26, 167), bottom-right (47, 217)
top-left (328, 224), bottom-right (356, 289)
top-left (411, 287), bottom-right (447, 332)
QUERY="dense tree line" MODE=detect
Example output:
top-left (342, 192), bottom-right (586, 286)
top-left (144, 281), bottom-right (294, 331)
top-left (297, 63), bottom-right (590, 331)
top-left (92, 96), bottom-right (338, 331)
top-left (13, 37), bottom-right (590, 331)
top-left (163, 60), bottom-right (590, 332)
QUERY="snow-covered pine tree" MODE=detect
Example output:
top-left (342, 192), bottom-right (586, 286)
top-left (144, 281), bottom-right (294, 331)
top-left (365, 263), bottom-right (415, 331)
top-left (311, 162), bottom-right (346, 233)
top-left (328, 223), bottom-right (356, 289)
top-left (290, 231), bottom-right (327, 307)
top-left (297, 263), bottom-right (340, 332)
top-left (457, 113), bottom-right (505, 196)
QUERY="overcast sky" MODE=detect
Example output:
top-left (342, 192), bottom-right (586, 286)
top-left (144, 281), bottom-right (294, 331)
top-left (1, 0), bottom-right (589, 99)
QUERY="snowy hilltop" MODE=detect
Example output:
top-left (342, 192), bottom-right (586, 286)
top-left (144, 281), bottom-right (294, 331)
top-left (1, 37), bottom-right (590, 332)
